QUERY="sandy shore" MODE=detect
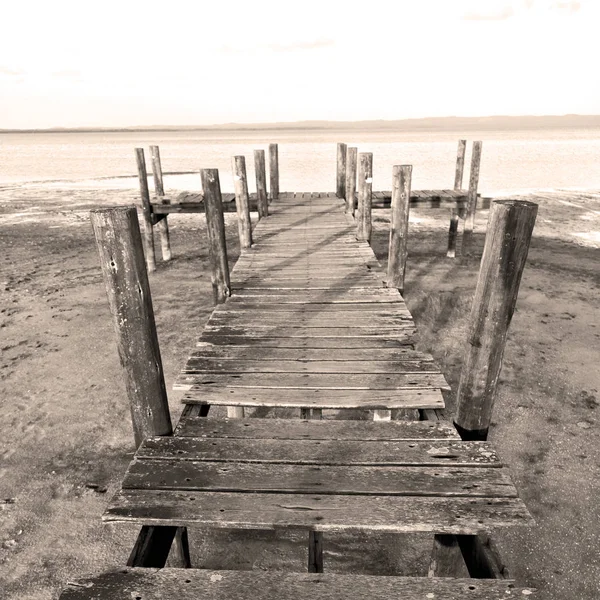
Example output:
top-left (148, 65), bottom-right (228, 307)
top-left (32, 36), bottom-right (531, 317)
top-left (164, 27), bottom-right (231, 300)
top-left (1, 186), bottom-right (599, 599)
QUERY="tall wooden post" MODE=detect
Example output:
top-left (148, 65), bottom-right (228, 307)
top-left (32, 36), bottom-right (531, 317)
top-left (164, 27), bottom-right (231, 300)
top-left (336, 143), bottom-right (347, 198)
top-left (232, 156), bottom-right (253, 249)
top-left (149, 145), bottom-right (172, 262)
top-left (447, 139), bottom-right (467, 258)
top-left (345, 147), bottom-right (357, 215)
top-left (387, 165), bottom-right (412, 293)
top-left (356, 152), bottom-right (373, 243)
top-left (134, 148), bottom-right (156, 273)
top-left (201, 169), bottom-right (231, 305)
top-left (454, 200), bottom-right (538, 440)
top-left (269, 143), bottom-right (279, 201)
top-left (254, 149), bottom-right (269, 219)
top-left (90, 206), bottom-right (190, 569)
top-left (461, 141), bottom-right (483, 254)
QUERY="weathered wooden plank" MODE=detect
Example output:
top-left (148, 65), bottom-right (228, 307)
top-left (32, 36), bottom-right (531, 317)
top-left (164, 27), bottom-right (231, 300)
top-left (123, 461), bottom-right (515, 497)
top-left (196, 335), bottom-right (415, 348)
top-left (180, 372), bottom-right (447, 390)
top-left (59, 568), bottom-right (536, 600)
top-left (137, 437), bottom-right (500, 466)
top-left (211, 302), bottom-right (410, 313)
top-left (175, 416), bottom-right (460, 440)
top-left (182, 358), bottom-right (439, 374)
top-left (104, 490), bottom-right (533, 533)
top-left (200, 326), bottom-right (415, 338)
top-left (181, 387), bottom-right (444, 409)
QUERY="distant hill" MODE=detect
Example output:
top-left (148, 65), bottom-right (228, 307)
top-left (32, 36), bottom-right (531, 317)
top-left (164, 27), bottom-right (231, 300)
top-left (2, 114), bottom-right (600, 134)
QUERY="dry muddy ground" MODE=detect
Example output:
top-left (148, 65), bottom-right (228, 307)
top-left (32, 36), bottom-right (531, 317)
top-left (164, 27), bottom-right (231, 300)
top-left (0, 188), bottom-right (599, 599)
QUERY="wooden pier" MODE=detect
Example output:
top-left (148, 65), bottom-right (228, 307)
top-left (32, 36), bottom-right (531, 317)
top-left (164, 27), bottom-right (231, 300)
top-left (61, 147), bottom-right (538, 599)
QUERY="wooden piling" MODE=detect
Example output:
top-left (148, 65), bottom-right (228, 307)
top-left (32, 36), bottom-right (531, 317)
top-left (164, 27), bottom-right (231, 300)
top-left (356, 152), bottom-right (373, 243)
top-left (387, 165), bottom-right (412, 293)
top-left (90, 206), bottom-right (172, 446)
top-left (336, 143), bottom-right (347, 198)
top-left (201, 169), bottom-right (231, 304)
top-left (345, 147), bottom-right (357, 215)
top-left (308, 531), bottom-right (324, 573)
top-left (149, 145), bottom-right (172, 262)
top-left (232, 156), bottom-right (253, 249)
top-left (447, 139), bottom-right (467, 258)
top-left (134, 148), bottom-right (156, 273)
top-left (454, 200), bottom-right (538, 440)
top-left (269, 143), bottom-right (279, 201)
top-left (254, 150), bottom-right (269, 219)
top-left (461, 141), bottom-right (483, 254)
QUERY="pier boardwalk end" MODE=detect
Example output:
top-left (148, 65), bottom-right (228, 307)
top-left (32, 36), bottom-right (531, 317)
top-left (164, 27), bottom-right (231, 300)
top-left (62, 165), bottom-right (537, 598)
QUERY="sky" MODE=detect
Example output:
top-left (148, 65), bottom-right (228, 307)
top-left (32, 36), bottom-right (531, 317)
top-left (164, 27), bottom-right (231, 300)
top-left (1, 0), bottom-right (599, 128)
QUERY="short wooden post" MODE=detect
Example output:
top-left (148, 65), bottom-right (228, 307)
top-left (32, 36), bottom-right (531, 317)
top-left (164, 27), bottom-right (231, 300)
top-left (308, 531), bottom-right (324, 573)
top-left (134, 148), bottom-right (156, 273)
top-left (336, 143), bottom-right (347, 198)
top-left (91, 206), bottom-right (191, 569)
top-left (356, 152), bottom-right (373, 243)
top-left (447, 139), bottom-right (467, 258)
top-left (149, 145), bottom-right (172, 262)
top-left (201, 169), bottom-right (231, 304)
top-left (269, 143), bottom-right (279, 201)
top-left (254, 149), bottom-right (269, 219)
top-left (454, 200), bottom-right (538, 440)
top-left (461, 141), bottom-right (483, 254)
top-left (344, 147), bottom-right (357, 215)
top-left (387, 165), bottom-right (412, 293)
top-left (232, 156), bottom-right (253, 249)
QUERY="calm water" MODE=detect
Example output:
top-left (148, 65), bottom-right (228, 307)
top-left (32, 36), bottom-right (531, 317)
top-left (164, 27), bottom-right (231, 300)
top-left (2, 127), bottom-right (600, 196)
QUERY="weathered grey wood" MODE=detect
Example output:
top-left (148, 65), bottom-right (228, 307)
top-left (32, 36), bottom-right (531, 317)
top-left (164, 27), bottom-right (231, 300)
top-left (175, 416), bottom-right (461, 441)
top-left (428, 534), bottom-right (468, 578)
top-left (454, 200), bottom-right (538, 439)
top-left (345, 146), bottom-right (357, 214)
top-left (59, 568), bottom-right (535, 600)
top-left (336, 142), bottom-right (347, 198)
top-left (232, 155), bottom-right (253, 249)
top-left (149, 145), bottom-right (172, 262)
top-left (179, 372), bottom-right (449, 390)
top-left (90, 207), bottom-right (172, 446)
top-left (200, 325), bottom-right (415, 338)
top-left (387, 165), bottom-right (412, 293)
top-left (447, 139), bottom-right (467, 258)
top-left (136, 436), bottom-right (501, 466)
top-left (462, 141), bottom-right (483, 253)
top-left (254, 149), bottom-right (269, 219)
top-left (182, 358), bottom-right (439, 374)
top-left (356, 152), bottom-right (373, 242)
top-left (201, 169), bottom-right (231, 304)
top-left (134, 148), bottom-right (156, 273)
top-left (195, 335), bottom-right (416, 349)
top-left (126, 525), bottom-right (178, 567)
top-left (269, 143), bottom-right (279, 201)
top-left (105, 490), bottom-right (533, 533)
top-left (180, 387), bottom-right (445, 410)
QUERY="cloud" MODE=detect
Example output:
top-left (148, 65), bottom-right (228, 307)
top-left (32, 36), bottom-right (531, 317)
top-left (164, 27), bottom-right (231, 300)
top-left (463, 6), bottom-right (515, 21)
top-left (553, 1), bottom-right (581, 13)
top-left (52, 69), bottom-right (82, 81)
top-left (0, 66), bottom-right (24, 77)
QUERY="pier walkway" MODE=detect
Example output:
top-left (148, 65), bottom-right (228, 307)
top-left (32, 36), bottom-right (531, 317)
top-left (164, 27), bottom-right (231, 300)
top-left (62, 187), bottom-right (536, 598)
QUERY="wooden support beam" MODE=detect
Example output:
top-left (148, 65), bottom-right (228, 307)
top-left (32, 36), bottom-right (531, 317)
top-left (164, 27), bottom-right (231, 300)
top-left (91, 206), bottom-right (190, 567)
top-left (150, 145), bottom-right (172, 262)
top-left (134, 148), bottom-right (156, 273)
top-left (447, 139), bottom-right (466, 258)
top-left (336, 143), bottom-right (347, 198)
top-left (454, 200), bottom-right (538, 440)
top-left (254, 149), bottom-right (269, 219)
top-left (269, 143), bottom-right (279, 201)
top-left (201, 169), bottom-right (231, 305)
top-left (232, 156), bottom-right (253, 249)
top-left (462, 141), bottom-right (483, 254)
top-left (387, 165), bottom-right (412, 294)
top-left (345, 147), bottom-right (357, 215)
top-left (308, 531), bottom-right (324, 573)
top-left (356, 152), bottom-right (373, 243)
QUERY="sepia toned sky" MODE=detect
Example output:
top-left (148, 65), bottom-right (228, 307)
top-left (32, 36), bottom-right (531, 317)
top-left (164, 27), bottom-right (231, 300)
top-left (1, 0), bottom-right (598, 128)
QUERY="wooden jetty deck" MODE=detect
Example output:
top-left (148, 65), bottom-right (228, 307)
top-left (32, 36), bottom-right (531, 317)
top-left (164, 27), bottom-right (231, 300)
top-left (62, 158), bottom-right (539, 598)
